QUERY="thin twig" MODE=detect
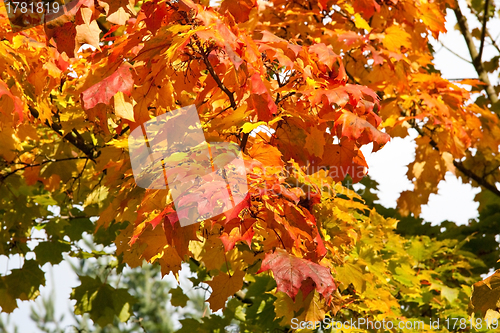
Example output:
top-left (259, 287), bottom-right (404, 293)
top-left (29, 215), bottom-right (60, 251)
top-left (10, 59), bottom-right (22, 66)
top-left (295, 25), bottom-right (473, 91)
top-left (275, 91), bottom-right (296, 104)
top-left (439, 42), bottom-right (472, 63)
top-left (0, 157), bottom-right (90, 182)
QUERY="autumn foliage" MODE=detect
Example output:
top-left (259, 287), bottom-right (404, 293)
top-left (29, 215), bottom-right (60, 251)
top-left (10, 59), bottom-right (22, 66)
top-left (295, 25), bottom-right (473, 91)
top-left (1, 0), bottom-right (500, 331)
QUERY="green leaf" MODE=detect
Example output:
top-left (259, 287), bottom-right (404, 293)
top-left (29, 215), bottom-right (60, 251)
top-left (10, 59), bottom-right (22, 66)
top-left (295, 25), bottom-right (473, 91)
top-left (83, 185), bottom-right (109, 208)
top-left (33, 194), bottom-right (57, 206)
top-left (71, 275), bottom-right (137, 327)
top-left (169, 286), bottom-right (189, 307)
top-left (440, 285), bottom-right (459, 303)
top-left (34, 241), bottom-right (71, 265)
top-left (407, 239), bottom-right (425, 262)
top-left (0, 260), bottom-right (45, 313)
top-left (63, 217), bottom-right (94, 241)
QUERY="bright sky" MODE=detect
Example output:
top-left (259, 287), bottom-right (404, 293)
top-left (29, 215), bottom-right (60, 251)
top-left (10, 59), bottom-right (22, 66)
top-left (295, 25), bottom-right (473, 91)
top-left (2, 1), bottom-right (500, 331)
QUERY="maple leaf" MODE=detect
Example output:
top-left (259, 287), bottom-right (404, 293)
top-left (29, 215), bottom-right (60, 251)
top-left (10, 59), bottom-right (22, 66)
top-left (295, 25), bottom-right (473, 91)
top-left (304, 127), bottom-right (326, 158)
top-left (352, 0), bottom-right (380, 18)
top-left (335, 111), bottom-right (390, 151)
top-left (309, 43), bottom-right (337, 71)
top-left (0, 260), bottom-right (45, 313)
top-left (222, 193), bottom-right (251, 223)
top-left (81, 64), bottom-right (134, 110)
top-left (0, 79), bottom-right (23, 122)
top-left (220, 0), bottom-right (256, 23)
top-left (206, 270), bottom-right (246, 311)
top-left (257, 248), bottom-right (335, 302)
top-left (114, 91), bottom-right (135, 121)
top-left (75, 8), bottom-right (102, 52)
top-left (382, 25), bottom-right (411, 52)
top-left (98, 0), bottom-right (136, 25)
top-left (169, 287), bottom-right (189, 307)
top-left (247, 141), bottom-right (283, 167)
top-left (2, 0), bottom-right (497, 326)
top-left (163, 219), bottom-right (200, 260)
top-left (247, 73), bottom-right (277, 122)
top-left (71, 275), bottom-right (136, 327)
top-left (220, 217), bottom-right (256, 251)
top-left (321, 139), bottom-right (368, 182)
top-left (469, 270), bottom-right (500, 317)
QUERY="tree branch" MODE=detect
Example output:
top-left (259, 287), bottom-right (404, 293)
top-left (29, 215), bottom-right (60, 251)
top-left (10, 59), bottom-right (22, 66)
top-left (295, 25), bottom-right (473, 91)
top-left (453, 160), bottom-right (500, 197)
top-left (275, 91), bottom-right (296, 104)
top-left (0, 157), bottom-right (90, 182)
top-left (478, 0), bottom-right (490, 63)
top-left (240, 132), bottom-right (250, 153)
top-left (453, 1), bottom-right (499, 111)
top-left (198, 44), bottom-right (237, 110)
top-left (486, 30), bottom-right (500, 53)
top-left (29, 106), bottom-right (96, 160)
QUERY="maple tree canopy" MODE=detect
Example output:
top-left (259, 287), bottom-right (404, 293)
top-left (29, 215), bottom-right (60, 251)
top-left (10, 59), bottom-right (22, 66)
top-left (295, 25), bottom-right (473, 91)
top-left (1, 0), bottom-right (500, 330)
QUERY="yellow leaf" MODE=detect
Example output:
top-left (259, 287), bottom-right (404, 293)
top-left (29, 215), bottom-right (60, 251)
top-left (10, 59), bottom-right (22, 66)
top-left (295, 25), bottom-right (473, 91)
top-left (335, 262), bottom-right (366, 292)
top-left (132, 82), bottom-right (157, 125)
top-left (242, 121), bottom-right (266, 134)
top-left (305, 127), bottom-right (325, 158)
top-left (353, 13), bottom-right (371, 32)
top-left (114, 91), bottom-right (135, 121)
top-left (107, 137), bottom-right (129, 149)
top-left (303, 291), bottom-right (326, 323)
top-left (242, 117), bottom-right (282, 133)
top-left (382, 25), bottom-right (411, 52)
top-left (115, 224), bottom-right (146, 269)
top-left (198, 235), bottom-right (226, 271)
top-left (274, 292), bottom-right (300, 325)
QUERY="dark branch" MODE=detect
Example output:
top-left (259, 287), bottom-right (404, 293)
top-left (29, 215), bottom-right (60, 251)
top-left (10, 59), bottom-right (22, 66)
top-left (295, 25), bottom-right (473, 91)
top-left (275, 91), bottom-right (296, 104)
top-left (29, 106), bottom-right (96, 160)
top-left (240, 132), bottom-right (250, 153)
top-left (478, 0), bottom-right (490, 63)
top-left (453, 160), bottom-right (500, 197)
top-left (197, 43), bottom-right (237, 110)
top-left (0, 157), bottom-right (90, 182)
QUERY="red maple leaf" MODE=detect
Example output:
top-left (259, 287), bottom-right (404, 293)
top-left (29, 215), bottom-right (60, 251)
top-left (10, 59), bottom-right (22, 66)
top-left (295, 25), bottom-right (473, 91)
top-left (247, 73), bottom-right (277, 122)
top-left (81, 64), bottom-right (134, 110)
top-left (258, 248), bottom-right (336, 302)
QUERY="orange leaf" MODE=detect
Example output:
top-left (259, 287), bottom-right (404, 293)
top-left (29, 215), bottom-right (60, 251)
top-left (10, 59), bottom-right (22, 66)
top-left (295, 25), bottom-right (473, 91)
top-left (335, 111), bottom-right (390, 151)
top-left (207, 270), bottom-right (246, 311)
top-left (247, 141), bottom-right (284, 167)
top-left (220, 0), bottom-right (256, 23)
